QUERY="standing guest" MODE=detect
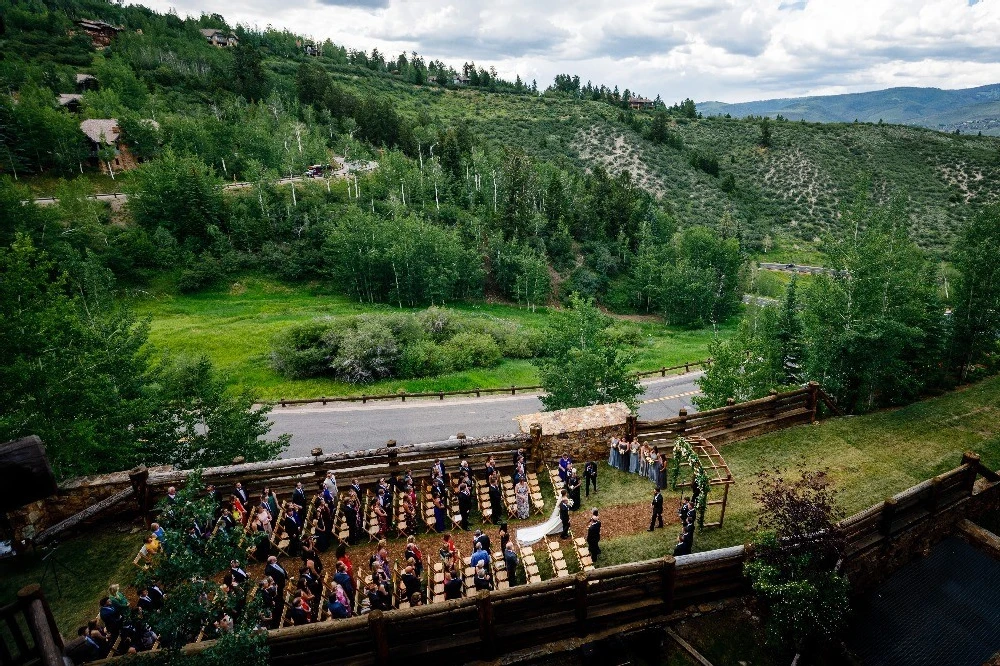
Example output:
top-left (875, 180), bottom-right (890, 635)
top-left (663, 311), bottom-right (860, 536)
top-left (440, 533), bottom-right (457, 562)
top-left (148, 582), bottom-right (165, 610)
top-left (498, 522), bottom-right (510, 554)
top-left (265, 556), bottom-right (288, 591)
top-left (350, 479), bottom-right (362, 497)
top-left (300, 537), bottom-right (322, 572)
top-left (264, 487), bottom-right (279, 519)
top-left (567, 470), bottom-right (582, 511)
top-left (234, 482), bottom-right (249, 507)
top-left (165, 487), bottom-right (178, 504)
top-left (678, 497), bottom-right (692, 526)
top-left (584, 461), bottom-right (598, 497)
top-left (404, 536), bottom-right (424, 577)
top-left (324, 471), bottom-right (339, 499)
top-left (327, 588), bottom-right (350, 619)
top-left (343, 494), bottom-right (360, 545)
top-left (150, 522), bottom-right (165, 541)
top-left (514, 477), bottom-right (531, 519)
top-left (683, 515), bottom-right (696, 552)
top-left (559, 490), bottom-right (572, 539)
top-left (289, 597), bottom-right (310, 625)
top-left (457, 482), bottom-right (473, 531)
top-left (648, 487), bottom-right (664, 531)
top-left (558, 453), bottom-right (572, 483)
top-left (470, 543), bottom-right (490, 570)
top-left (474, 562), bottom-right (493, 591)
top-left (473, 529), bottom-right (491, 554)
top-left (315, 499), bottom-right (333, 551)
top-left (229, 560), bottom-right (249, 585)
top-left (489, 479), bottom-right (505, 520)
top-left (336, 543), bottom-right (354, 579)
top-left (283, 508), bottom-right (301, 555)
top-left (433, 494), bottom-right (447, 533)
top-left (673, 532), bottom-right (690, 556)
top-left (444, 570), bottom-right (463, 600)
top-left (108, 584), bottom-right (129, 614)
top-left (291, 482), bottom-right (307, 511)
top-left (374, 500), bottom-right (388, 538)
top-left (99, 597), bottom-right (122, 636)
top-left (587, 509), bottom-right (602, 561)
top-left (503, 543), bottom-right (520, 586)
top-left (432, 458), bottom-right (446, 479)
top-left (400, 565), bottom-right (421, 601)
top-left (333, 562), bottom-right (355, 608)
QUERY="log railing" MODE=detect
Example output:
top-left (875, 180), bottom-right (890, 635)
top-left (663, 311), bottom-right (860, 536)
top-left (634, 383), bottom-right (823, 446)
top-left (0, 585), bottom-right (63, 666)
top-left (272, 360), bottom-right (712, 408)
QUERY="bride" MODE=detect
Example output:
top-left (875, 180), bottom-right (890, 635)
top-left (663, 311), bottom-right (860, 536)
top-left (516, 492), bottom-right (573, 546)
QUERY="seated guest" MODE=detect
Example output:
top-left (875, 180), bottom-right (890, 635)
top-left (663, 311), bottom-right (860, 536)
top-left (444, 570), bottom-right (463, 600)
top-left (98, 597), bottom-right (121, 635)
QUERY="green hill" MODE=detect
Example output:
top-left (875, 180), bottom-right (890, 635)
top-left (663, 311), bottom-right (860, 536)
top-left (699, 84), bottom-right (1000, 136)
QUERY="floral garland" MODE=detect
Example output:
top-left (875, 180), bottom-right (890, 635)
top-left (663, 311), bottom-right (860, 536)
top-left (669, 437), bottom-right (711, 527)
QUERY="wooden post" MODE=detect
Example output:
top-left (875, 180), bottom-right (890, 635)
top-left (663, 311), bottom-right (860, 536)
top-left (961, 451), bottom-right (981, 494)
top-left (725, 398), bottom-right (735, 429)
top-left (879, 498), bottom-right (897, 536)
top-left (321, 396), bottom-right (327, 406)
top-left (511, 385), bottom-right (516, 396)
top-left (399, 390), bottom-right (406, 403)
top-left (128, 465), bottom-right (150, 529)
top-left (18, 585), bottom-right (63, 666)
top-left (660, 555), bottom-right (676, 613)
top-left (477, 590), bottom-right (496, 658)
top-left (368, 610), bottom-right (389, 666)
top-left (807, 381), bottom-right (819, 422)
top-left (676, 408), bottom-right (688, 438)
top-left (928, 475), bottom-right (942, 513)
top-left (439, 391), bottom-right (444, 400)
top-left (718, 483), bottom-right (730, 528)
top-left (626, 415), bottom-right (637, 440)
top-left (386, 441), bottom-right (397, 469)
top-left (769, 390), bottom-right (779, 419)
top-left (661, 366), bottom-right (666, 377)
top-left (574, 573), bottom-right (588, 634)
top-left (530, 424), bottom-right (543, 472)
top-left (362, 393), bottom-right (367, 404)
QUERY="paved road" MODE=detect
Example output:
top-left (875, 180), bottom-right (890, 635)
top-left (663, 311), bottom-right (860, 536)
top-left (270, 372), bottom-right (703, 458)
top-left (759, 262), bottom-right (841, 276)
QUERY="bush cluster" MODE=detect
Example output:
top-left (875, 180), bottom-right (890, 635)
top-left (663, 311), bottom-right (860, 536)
top-left (270, 307), bottom-right (545, 383)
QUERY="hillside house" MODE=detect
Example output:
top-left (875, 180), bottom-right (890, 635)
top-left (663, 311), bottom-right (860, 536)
top-left (200, 28), bottom-right (238, 47)
top-left (58, 94), bottom-right (83, 113)
top-left (298, 39), bottom-right (319, 56)
top-left (73, 19), bottom-right (121, 48)
top-left (454, 74), bottom-right (470, 86)
top-left (80, 118), bottom-right (158, 175)
top-left (75, 74), bottom-right (98, 91)
top-left (628, 96), bottom-right (654, 110)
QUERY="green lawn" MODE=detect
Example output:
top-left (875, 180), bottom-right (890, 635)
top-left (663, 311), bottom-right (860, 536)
top-left (598, 374), bottom-right (1000, 563)
top-left (134, 278), bottom-right (732, 400)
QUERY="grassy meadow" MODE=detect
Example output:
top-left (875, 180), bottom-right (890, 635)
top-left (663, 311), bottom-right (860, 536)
top-left (134, 278), bottom-right (733, 400)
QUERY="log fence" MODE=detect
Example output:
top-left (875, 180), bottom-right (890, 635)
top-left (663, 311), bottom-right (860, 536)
top-left (272, 360), bottom-right (712, 408)
top-left (0, 585), bottom-right (63, 666)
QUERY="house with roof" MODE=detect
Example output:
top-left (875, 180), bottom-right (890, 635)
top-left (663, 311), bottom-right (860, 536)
top-left (73, 19), bottom-right (121, 48)
top-left (80, 118), bottom-right (158, 175)
top-left (75, 74), bottom-right (98, 92)
top-left (58, 94), bottom-right (83, 113)
top-left (628, 96), bottom-right (654, 111)
top-left (200, 28), bottom-right (238, 48)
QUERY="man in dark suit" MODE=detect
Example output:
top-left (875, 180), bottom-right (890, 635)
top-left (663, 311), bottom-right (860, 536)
top-left (587, 509), bottom-right (602, 560)
top-left (489, 481), bottom-right (505, 520)
top-left (333, 562), bottom-right (354, 607)
top-left (584, 461), bottom-right (598, 497)
top-left (444, 570), bottom-right (463, 600)
top-left (673, 532), bottom-right (690, 556)
top-left (559, 490), bottom-right (571, 538)
top-left (457, 483), bottom-right (472, 531)
top-left (229, 560), bottom-right (248, 585)
top-left (291, 482), bottom-right (307, 510)
top-left (265, 556), bottom-right (288, 591)
top-left (473, 529), bottom-right (491, 554)
top-left (148, 582), bottom-right (165, 610)
top-left (98, 597), bottom-right (121, 636)
top-left (503, 543), bottom-right (519, 585)
top-left (648, 487), bottom-right (664, 531)
top-left (233, 482), bottom-right (249, 507)
top-left (400, 565), bottom-right (421, 600)
top-left (289, 598), bottom-right (310, 625)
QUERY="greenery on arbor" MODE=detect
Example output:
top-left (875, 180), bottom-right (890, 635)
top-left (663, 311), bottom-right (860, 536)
top-left (536, 295), bottom-right (644, 412)
top-left (0, 235), bottom-right (288, 478)
top-left (744, 468), bottom-right (850, 654)
top-left (668, 438), bottom-right (711, 527)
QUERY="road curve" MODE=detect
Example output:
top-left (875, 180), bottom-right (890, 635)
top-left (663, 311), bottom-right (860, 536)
top-left (270, 372), bottom-right (704, 458)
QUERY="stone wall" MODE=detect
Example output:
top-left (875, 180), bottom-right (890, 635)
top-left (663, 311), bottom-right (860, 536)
top-left (516, 403), bottom-right (630, 464)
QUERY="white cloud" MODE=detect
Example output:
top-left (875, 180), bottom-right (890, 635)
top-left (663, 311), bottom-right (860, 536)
top-left (143, 0), bottom-right (1000, 104)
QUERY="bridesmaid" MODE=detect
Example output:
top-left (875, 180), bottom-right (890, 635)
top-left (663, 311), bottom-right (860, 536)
top-left (609, 436), bottom-right (620, 469)
top-left (629, 439), bottom-right (641, 475)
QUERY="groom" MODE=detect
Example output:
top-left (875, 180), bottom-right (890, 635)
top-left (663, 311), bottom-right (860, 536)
top-left (559, 489), bottom-right (572, 538)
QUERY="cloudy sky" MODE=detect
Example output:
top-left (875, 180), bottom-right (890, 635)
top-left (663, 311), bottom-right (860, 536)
top-left (144, 0), bottom-right (1000, 104)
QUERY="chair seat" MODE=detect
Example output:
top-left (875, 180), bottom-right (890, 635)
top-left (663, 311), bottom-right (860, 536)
top-left (548, 542), bottom-right (560, 551)
top-left (574, 538), bottom-right (586, 547)
top-left (580, 556), bottom-right (593, 567)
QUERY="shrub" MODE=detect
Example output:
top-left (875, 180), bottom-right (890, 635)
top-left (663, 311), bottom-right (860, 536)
top-left (444, 331), bottom-right (502, 371)
top-left (417, 306), bottom-right (458, 340)
top-left (269, 320), bottom-right (336, 378)
top-left (399, 339), bottom-right (452, 378)
top-left (605, 322), bottom-right (643, 348)
top-left (331, 320), bottom-right (399, 383)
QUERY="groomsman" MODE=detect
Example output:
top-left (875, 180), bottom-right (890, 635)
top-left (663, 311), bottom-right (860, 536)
top-left (587, 509), bottom-right (602, 560)
top-left (648, 487), bottom-right (664, 531)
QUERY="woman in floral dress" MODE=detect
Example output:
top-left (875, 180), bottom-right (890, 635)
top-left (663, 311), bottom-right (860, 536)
top-left (515, 477), bottom-right (531, 519)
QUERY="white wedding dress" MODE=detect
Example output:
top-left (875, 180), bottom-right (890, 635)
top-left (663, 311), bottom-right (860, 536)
top-left (516, 501), bottom-right (571, 546)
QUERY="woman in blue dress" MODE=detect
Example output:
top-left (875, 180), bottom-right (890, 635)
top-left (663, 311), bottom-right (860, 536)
top-left (433, 495), bottom-right (447, 532)
top-left (629, 440), bottom-right (640, 474)
top-left (609, 437), bottom-right (620, 469)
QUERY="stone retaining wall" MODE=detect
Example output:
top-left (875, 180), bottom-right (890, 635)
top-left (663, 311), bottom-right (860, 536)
top-left (517, 403), bottom-right (631, 464)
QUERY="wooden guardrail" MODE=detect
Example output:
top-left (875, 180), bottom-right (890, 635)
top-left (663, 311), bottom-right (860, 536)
top-left (0, 585), bottom-right (63, 666)
top-left (634, 382), bottom-right (826, 446)
top-left (272, 360), bottom-right (712, 407)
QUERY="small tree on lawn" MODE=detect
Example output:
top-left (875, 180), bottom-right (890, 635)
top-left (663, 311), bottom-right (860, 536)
top-left (744, 468), bottom-right (850, 657)
top-left (537, 293), bottom-right (644, 411)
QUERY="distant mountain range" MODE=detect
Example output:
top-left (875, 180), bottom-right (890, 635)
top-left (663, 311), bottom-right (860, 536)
top-left (699, 84), bottom-right (1000, 135)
